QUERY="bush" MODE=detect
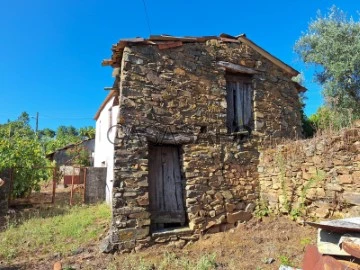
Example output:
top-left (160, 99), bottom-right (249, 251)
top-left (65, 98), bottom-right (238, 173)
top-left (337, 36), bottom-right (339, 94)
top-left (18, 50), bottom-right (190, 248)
top-left (309, 105), bottom-right (356, 132)
top-left (0, 113), bottom-right (51, 197)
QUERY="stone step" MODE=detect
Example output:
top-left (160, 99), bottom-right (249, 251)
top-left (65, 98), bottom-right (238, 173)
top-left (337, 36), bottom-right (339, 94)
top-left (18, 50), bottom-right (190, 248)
top-left (152, 226), bottom-right (193, 238)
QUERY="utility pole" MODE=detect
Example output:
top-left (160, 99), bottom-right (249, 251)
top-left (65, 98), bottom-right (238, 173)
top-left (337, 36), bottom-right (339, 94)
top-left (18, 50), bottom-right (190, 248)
top-left (35, 112), bottom-right (39, 134)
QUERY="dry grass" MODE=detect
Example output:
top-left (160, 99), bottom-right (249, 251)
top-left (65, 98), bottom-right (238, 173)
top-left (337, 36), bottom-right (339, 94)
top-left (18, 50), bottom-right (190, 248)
top-left (104, 216), bottom-right (316, 270)
top-left (0, 215), bottom-right (316, 270)
top-left (0, 203), bottom-right (110, 264)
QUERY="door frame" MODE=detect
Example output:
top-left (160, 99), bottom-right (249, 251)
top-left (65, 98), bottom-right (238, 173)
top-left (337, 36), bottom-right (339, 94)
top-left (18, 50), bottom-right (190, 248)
top-left (148, 143), bottom-right (187, 231)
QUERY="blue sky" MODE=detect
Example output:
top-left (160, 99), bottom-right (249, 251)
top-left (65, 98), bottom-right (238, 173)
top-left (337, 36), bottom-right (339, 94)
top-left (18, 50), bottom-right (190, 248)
top-left (0, 0), bottom-right (359, 130)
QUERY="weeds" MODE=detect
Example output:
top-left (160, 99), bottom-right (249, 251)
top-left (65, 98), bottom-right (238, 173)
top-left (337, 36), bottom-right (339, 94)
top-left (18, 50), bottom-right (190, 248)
top-left (196, 253), bottom-right (217, 270)
top-left (299, 170), bottom-right (325, 207)
top-left (289, 208), bottom-right (301, 221)
top-left (176, 253), bottom-right (217, 270)
top-left (279, 255), bottom-right (293, 267)
top-left (275, 147), bottom-right (328, 220)
top-left (112, 252), bottom-right (217, 270)
top-left (0, 203), bottom-right (110, 262)
top-left (276, 152), bottom-right (290, 213)
top-left (300, 237), bottom-right (312, 251)
top-left (290, 169), bottom-right (326, 220)
top-left (159, 252), bottom-right (178, 270)
top-left (63, 267), bottom-right (76, 270)
top-left (137, 258), bottom-right (154, 270)
top-left (255, 198), bottom-right (271, 218)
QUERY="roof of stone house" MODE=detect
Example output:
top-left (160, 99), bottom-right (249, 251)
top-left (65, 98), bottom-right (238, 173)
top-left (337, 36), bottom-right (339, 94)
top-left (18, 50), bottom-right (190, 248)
top-left (93, 89), bottom-right (119, 120)
top-left (46, 138), bottom-right (95, 159)
top-left (102, 33), bottom-right (301, 78)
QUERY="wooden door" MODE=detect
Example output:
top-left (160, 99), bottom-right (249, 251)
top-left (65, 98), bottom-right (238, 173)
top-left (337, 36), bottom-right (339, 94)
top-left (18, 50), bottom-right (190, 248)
top-left (148, 145), bottom-right (185, 228)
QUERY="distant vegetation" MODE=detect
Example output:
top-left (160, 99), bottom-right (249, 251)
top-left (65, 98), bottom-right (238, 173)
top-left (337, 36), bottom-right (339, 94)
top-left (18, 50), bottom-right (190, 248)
top-left (0, 112), bottom-right (95, 197)
top-left (296, 6), bottom-right (360, 135)
top-left (39, 123), bottom-right (95, 154)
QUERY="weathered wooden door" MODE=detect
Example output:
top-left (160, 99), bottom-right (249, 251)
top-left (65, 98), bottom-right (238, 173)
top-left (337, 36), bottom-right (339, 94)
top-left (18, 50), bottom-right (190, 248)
top-left (148, 145), bottom-right (185, 229)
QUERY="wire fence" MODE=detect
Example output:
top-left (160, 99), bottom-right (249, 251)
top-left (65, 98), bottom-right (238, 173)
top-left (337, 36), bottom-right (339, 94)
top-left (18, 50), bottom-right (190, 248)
top-left (7, 166), bottom-right (88, 207)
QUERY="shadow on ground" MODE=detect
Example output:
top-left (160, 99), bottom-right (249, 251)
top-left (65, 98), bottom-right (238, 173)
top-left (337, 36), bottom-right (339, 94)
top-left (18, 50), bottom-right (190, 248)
top-left (0, 265), bottom-right (24, 270)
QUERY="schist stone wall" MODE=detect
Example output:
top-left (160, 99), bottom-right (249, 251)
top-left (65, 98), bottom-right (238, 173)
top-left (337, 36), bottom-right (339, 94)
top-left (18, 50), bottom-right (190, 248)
top-left (258, 126), bottom-right (360, 219)
top-left (109, 39), bottom-right (302, 252)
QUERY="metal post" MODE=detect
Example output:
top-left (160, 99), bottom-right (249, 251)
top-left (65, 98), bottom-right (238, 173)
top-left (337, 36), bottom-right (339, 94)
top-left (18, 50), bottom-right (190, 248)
top-left (52, 167), bottom-right (57, 204)
top-left (70, 167), bottom-right (75, 206)
top-left (83, 167), bottom-right (87, 203)
top-left (35, 112), bottom-right (39, 134)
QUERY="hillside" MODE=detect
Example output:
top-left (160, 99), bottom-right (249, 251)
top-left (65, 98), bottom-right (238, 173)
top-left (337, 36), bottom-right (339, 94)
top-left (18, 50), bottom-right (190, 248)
top-left (0, 204), bottom-right (315, 269)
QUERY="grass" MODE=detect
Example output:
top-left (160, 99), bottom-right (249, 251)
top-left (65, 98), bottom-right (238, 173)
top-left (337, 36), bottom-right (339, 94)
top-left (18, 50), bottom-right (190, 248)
top-left (108, 252), bottom-right (218, 270)
top-left (0, 203), bottom-right (110, 262)
top-left (279, 255), bottom-right (293, 267)
top-left (0, 213), bottom-right (312, 269)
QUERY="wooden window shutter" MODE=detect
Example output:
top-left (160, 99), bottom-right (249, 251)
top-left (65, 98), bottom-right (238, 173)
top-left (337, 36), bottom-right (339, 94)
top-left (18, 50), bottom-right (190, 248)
top-left (226, 75), bottom-right (252, 133)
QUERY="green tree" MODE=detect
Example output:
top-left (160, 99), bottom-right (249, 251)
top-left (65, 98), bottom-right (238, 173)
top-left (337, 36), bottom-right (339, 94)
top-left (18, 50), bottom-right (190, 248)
top-left (43, 126), bottom-right (81, 154)
top-left (17, 112), bottom-right (30, 126)
top-left (295, 6), bottom-right (360, 123)
top-left (56, 125), bottom-right (79, 138)
top-left (38, 128), bottom-right (56, 138)
top-left (66, 145), bottom-right (91, 166)
top-left (79, 126), bottom-right (95, 139)
top-left (0, 113), bottom-right (50, 198)
top-left (292, 74), bottom-right (316, 137)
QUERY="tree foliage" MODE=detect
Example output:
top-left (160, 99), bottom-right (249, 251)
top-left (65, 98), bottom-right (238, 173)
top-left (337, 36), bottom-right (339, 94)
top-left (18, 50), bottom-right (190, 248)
top-left (292, 74), bottom-right (316, 137)
top-left (38, 128), bottom-right (56, 138)
top-left (0, 113), bottom-right (95, 197)
top-left (56, 125), bottom-right (79, 138)
top-left (79, 126), bottom-right (95, 140)
top-left (0, 113), bottom-right (50, 197)
top-left (40, 125), bottom-right (95, 154)
top-left (309, 105), bottom-right (354, 131)
top-left (66, 145), bottom-right (91, 167)
top-left (295, 6), bottom-right (360, 120)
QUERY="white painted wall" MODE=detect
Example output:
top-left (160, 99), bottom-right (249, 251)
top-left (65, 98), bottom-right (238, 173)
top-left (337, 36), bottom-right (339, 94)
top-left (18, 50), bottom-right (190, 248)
top-left (94, 96), bottom-right (119, 205)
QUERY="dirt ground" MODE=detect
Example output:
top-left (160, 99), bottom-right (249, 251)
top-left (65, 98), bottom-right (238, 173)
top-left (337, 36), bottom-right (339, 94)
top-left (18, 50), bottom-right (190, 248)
top-left (3, 216), bottom-right (317, 270)
top-left (3, 179), bottom-right (317, 270)
top-left (9, 177), bottom-right (85, 206)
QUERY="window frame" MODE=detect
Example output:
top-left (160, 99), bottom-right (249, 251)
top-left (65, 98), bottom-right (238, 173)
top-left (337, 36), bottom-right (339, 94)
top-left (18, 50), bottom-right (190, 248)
top-left (225, 74), bottom-right (253, 134)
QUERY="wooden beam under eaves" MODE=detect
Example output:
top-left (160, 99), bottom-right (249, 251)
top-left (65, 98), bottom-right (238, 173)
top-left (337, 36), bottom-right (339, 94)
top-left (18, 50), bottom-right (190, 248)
top-left (158, 41), bottom-right (183, 50)
top-left (220, 37), bottom-right (240, 43)
top-left (218, 61), bottom-right (258, 75)
top-left (149, 35), bottom-right (197, 42)
top-left (102, 59), bottom-right (114, 66)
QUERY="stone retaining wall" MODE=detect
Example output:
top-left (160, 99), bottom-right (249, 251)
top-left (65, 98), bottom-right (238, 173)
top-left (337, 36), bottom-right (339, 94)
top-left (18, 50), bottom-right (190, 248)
top-left (258, 127), bottom-right (360, 219)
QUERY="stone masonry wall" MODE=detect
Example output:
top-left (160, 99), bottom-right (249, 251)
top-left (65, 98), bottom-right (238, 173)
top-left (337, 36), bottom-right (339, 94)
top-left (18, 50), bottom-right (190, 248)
top-left (84, 167), bottom-right (107, 204)
top-left (110, 39), bottom-right (303, 252)
top-left (258, 126), bottom-right (360, 219)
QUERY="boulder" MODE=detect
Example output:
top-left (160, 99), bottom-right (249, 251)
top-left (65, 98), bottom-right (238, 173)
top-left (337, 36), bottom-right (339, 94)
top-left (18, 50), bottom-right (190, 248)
top-left (227, 211), bottom-right (252, 223)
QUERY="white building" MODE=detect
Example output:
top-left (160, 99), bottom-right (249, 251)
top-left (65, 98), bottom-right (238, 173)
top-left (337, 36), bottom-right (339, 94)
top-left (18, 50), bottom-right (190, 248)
top-left (94, 90), bottom-right (119, 204)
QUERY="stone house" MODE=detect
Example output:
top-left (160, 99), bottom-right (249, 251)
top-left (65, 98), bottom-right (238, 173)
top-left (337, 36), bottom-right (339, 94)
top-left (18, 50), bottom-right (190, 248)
top-left (101, 33), bottom-right (305, 252)
top-left (47, 139), bottom-right (95, 166)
